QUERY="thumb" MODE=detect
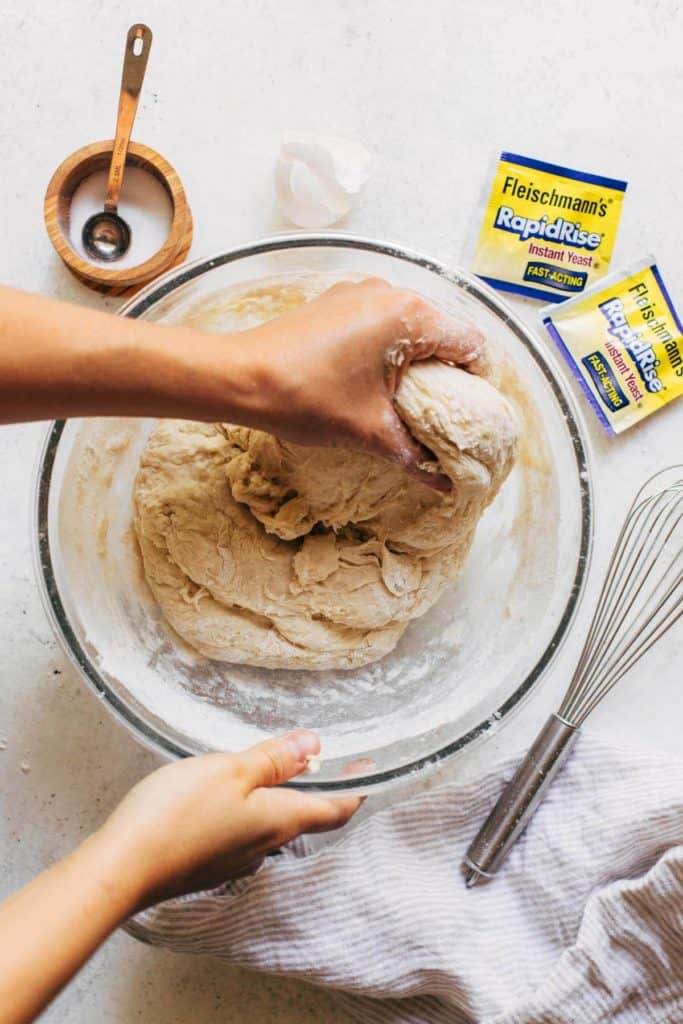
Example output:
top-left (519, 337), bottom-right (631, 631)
top-left (238, 730), bottom-right (320, 791)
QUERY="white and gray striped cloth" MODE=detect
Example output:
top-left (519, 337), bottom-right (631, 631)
top-left (128, 732), bottom-right (683, 1023)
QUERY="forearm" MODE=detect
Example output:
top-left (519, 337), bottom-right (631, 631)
top-left (0, 830), bottom-right (142, 1024)
top-left (0, 276), bottom-right (476, 482)
top-left (0, 286), bottom-right (266, 425)
top-left (0, 730), bottom-right (357, 1024)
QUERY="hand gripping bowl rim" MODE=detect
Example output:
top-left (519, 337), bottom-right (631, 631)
top-left (33, 232), bottom-right (594, 793)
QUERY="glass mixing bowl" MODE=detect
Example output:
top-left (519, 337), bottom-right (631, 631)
top-left (35, 234), bottom-right (592, 792)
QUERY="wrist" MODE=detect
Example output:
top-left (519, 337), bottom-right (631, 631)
top-left (78, 825), bottom-right (150, 921)
top-left (138, 323), bottom-right (273, 426)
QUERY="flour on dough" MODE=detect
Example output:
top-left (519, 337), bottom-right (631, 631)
top-left (133, 335), bottom-right (518, 670)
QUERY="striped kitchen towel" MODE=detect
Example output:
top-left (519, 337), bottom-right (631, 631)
top-left (128, 732), bottom-right (683, 1023)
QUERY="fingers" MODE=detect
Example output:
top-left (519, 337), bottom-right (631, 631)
top-left (238, 732), bottom-right (362, 855)
top-left (322, 280), bottom-right (487, 373)
top-left (248, 786), bottom-right (363, 848)
top-left (392, 290), bottom-right (489, 376)
top-left (370, 407), bottom-right (452, 493)
top-left (297, 794), bottom-right (363, 834)
top-left (310, 280), bottom-right (488, 385)
top-left (325, 277), bottom-right (391, 296)
top-left (421, 315), bottom-right (488, 373)
top-left (237, 730), bottom-right (321, 791)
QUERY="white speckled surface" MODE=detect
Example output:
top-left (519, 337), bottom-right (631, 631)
top-left (1, 1), bottom-right (682, 1020)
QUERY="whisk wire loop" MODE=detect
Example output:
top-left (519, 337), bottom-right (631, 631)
top-left (559, 471), bottom-right (683, 725)
top-left (577, 493), bottom-right (680, 705)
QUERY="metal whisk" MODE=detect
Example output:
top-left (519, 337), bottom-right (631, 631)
top-left (463, 466), bottom-right (683, 887)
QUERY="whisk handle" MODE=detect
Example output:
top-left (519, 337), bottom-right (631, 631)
top-left (463, 714), bottom-right (579, 886)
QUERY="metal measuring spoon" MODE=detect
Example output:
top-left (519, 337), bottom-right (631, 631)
top-left (82, 24), bottom-right (153, 261)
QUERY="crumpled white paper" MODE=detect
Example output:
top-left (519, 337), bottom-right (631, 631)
top-left (275, 132), bottom-right (372, 228)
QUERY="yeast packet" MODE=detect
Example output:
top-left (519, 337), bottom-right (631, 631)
top-left (471, 152), bottom-right (627, 302)
top-left (541, 257), bottom-right (683, 434)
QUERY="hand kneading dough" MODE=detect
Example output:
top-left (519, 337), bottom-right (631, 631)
top-left (133, 358), bottom-right (518, 670)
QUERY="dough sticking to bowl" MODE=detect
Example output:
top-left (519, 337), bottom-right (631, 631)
top-left (133, 294), bottom-right (519, 671)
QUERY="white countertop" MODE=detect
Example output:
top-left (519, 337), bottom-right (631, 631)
top-left (1, 1), bottom-right (681, 1020)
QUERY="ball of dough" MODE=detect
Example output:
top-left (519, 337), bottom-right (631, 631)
top-left (133, 348), bottom-right (518, 671)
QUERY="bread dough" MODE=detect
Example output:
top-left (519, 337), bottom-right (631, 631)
top-left (133, 352), bottom-right (518, 671)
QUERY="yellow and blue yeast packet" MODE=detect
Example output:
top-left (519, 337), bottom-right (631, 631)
top-left (542, 258), bottom-right (683, 434)
top-left (471, 152), bottom-right (627, 302)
